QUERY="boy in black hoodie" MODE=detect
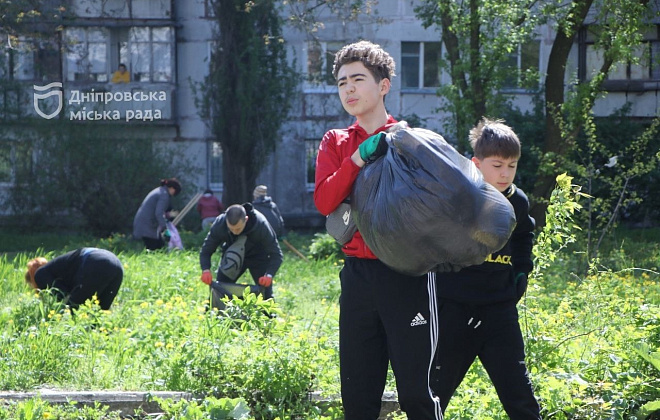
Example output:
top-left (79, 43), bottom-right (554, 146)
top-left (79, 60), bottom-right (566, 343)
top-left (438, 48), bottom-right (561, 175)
top-left (432, 118), bottom-right (541, 419)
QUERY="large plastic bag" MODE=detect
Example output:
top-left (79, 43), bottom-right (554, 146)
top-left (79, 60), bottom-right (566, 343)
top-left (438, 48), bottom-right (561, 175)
top-left (352, 127), bottom-right (516, 276)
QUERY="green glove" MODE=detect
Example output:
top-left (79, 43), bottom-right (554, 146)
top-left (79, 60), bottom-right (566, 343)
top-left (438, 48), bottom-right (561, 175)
top-left (358, 132), bottom-right (388, 163)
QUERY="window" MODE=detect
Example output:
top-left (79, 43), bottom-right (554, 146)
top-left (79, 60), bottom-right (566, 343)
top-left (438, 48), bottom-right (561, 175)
top-left (130, 27), bottom-right (173, 82)
top-left (65, 27), bottom-right (109, 82)
top-left (305, 138), bottom-right (320, 189)
top-left (401, 41), bottom-right (441, 89)
top-left (208, 141), bottom-right (223, 191)
top-left (502, 40), bottom-right (540, 90)
top-left (204, 0), bottom-right (216, 17)
top-left (582, 26), bottom-right (660, 83)
top-left (64, 26), bottom-right (174, 83)
top-left (305, 41), bottom-right (343, 90)
top-left (1, 37), bottom-right (61, 81)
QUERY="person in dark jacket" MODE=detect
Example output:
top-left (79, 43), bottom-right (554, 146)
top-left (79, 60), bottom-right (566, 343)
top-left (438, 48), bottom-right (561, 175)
top-left (251, 185), bottom-right (284, 239)
top-left (25, 248), bottom-right (123, 310)
top-left (133, 178), bottom-right (181, 250)
top-left (431, 118), bottom-right (541, 419)
top-left (199, 203), bottom-right (283, 300)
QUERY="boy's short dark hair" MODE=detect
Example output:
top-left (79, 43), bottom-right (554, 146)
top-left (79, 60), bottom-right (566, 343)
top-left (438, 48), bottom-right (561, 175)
top-left (332, 40), bottom-right (396, 83)
top-left (469, 118), bottom-right (521, 160)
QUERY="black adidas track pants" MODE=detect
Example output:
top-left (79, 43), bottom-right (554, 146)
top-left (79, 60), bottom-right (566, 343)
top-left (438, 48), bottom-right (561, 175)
top-left (339, 257), bottom-right (442, 420)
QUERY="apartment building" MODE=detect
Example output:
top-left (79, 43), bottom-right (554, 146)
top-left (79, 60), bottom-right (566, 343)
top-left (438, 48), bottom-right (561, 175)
top-left (1, 0), bottom-right (658, 226)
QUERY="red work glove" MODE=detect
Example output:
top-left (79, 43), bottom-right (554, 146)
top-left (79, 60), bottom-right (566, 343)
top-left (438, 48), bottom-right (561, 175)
top-left (201, 270), bottom-right (213, 285)
top-left (258, 274), bottom-right (273, 287)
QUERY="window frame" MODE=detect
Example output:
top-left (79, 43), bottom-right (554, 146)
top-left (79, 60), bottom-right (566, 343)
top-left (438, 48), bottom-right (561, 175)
top-left (63, 25), bottom-right (175, 85)
top-left (2, 36), bottom-right (62, 82)
top-left (303, 41), bottom-right (344, 93)
top-left (579, 25), bottom-right (660, 91)
top-left (500, 39), bottom-right (541, 92)
top-left (304, 138), bottom-right (320, 191)
top-left (208, 140), bottom-right (223, 192)
top-left (400, 41), bottom-right (442, 92)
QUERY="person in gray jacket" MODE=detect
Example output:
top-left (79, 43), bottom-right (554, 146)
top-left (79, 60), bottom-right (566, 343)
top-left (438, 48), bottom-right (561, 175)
top-left (133, 178), bottom-right (181, 250)
top-left (199, 203), bottom-right (283, 300)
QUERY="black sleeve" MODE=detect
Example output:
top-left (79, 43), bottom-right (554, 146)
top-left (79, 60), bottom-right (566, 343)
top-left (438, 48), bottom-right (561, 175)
top-left (256, 218), bottom-right (284, 276)
top-left (200, 216), bottom-right (228, 271)
top-left (510, 189), bottom-right (535, 276)
top-left (34, 249), bottom-right (81, 293)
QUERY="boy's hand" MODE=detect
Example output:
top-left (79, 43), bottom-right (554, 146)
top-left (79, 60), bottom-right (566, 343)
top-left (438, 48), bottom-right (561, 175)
top-left (515, 272), bottom-right (528, 302)
top-left (358, 133), bottom-right (388, 163)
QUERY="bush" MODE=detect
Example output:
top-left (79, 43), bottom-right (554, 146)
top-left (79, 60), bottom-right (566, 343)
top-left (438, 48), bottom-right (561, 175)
top-left (4, 121), bottom-right (198, 236)
top-left (308, 233), bottom-right (343, 261)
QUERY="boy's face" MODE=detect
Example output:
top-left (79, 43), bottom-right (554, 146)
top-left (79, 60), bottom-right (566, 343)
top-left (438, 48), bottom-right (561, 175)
top-left (472, 155), bottom-right (518, 192)
top-left (336, 61), bottom-right (389, 118)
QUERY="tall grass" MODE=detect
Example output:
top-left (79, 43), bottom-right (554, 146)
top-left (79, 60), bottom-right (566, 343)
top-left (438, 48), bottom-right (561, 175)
top-left (0, 225), bottom-right (659, 419)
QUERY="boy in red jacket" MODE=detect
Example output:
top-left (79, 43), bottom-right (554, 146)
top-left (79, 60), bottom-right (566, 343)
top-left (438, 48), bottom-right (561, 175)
top-left (314, 40), bottom-right (442, 420)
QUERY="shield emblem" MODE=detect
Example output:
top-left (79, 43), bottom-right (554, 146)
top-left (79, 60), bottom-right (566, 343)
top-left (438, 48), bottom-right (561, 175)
top-left (33, 82), bottom-right (63, 119)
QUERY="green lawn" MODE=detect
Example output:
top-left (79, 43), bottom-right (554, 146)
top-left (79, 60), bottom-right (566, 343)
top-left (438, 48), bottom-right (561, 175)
top-left (0, 226), bottom-right (659, 419)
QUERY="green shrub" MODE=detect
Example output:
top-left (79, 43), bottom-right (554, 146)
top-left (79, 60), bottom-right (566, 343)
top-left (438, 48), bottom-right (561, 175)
top-left (4, 122), bottom-right (197, 236)
top-left (1, 220), bottom-right (659, 419)
top-left (308, 233), bottom-right (342, 261)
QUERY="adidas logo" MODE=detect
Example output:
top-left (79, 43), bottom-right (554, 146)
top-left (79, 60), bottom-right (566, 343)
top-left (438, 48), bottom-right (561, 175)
top-left (342, 209), bottom-right (351, 225)
top-left (410, 312), bottom-right (427, 327)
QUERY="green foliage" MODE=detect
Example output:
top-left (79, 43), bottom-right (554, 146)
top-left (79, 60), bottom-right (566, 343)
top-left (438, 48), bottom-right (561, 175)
top-left (591, 107), bottom-right (660, 225)
top-left (570, 108), bottom-right (660, 262)
top-left (531, 173), bottom-right (588, 282)
top-left (1, 219), bottom-right (660, 419)
top-left (157, 396), bottom-right (252, 420)
top-left (2, 122), bottom-right (196, 236)
top-left (633, 343), bottom-right (660, 420)
top-left (0, 398), bottom-right (122, 420)
top-left (195, 0), bottom-right (297, 205)
top-left (307, 233), bottom-right (343, 261)
top-left (414, 0), bottom-right (543, 149)
top-left (0, 235), bottom-right (342, 419)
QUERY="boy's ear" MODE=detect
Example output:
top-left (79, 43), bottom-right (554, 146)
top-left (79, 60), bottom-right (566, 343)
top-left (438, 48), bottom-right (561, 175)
top-left (471, 156), bottom-right (481, 168)
top-left (380, 78), bottom-right (391, 95)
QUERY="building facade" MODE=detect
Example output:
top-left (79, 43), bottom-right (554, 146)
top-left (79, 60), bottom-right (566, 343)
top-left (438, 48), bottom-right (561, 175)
top-left (1, 0), bottom-right (658, 227)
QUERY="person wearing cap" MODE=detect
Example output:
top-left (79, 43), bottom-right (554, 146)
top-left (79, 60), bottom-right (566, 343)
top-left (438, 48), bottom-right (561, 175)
top-left (251, 185), bottom-right (285, 239)
top-left (199, 203), bottom-right (283, 300)
top-left (25, 247), bottom-right (123, 310)
top-left (133, 178), bottom-right (182, 250)
top-left (197, 188), bottom-right (225, 230)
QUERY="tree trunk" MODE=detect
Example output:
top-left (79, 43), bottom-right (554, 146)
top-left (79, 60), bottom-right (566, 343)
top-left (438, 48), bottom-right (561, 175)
top-left (222, 152), bottom-right (255, 207)
top-left (529, 0), bottom-right (593, 226)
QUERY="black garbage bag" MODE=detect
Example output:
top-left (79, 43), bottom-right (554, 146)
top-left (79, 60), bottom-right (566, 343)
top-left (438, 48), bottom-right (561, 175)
top-left (351, 127), bottom-right (516, 276)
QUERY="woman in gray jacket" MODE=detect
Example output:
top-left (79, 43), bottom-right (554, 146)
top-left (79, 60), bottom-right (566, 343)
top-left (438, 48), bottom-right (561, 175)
top-left (133, 178), bottom-right (181, 250)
